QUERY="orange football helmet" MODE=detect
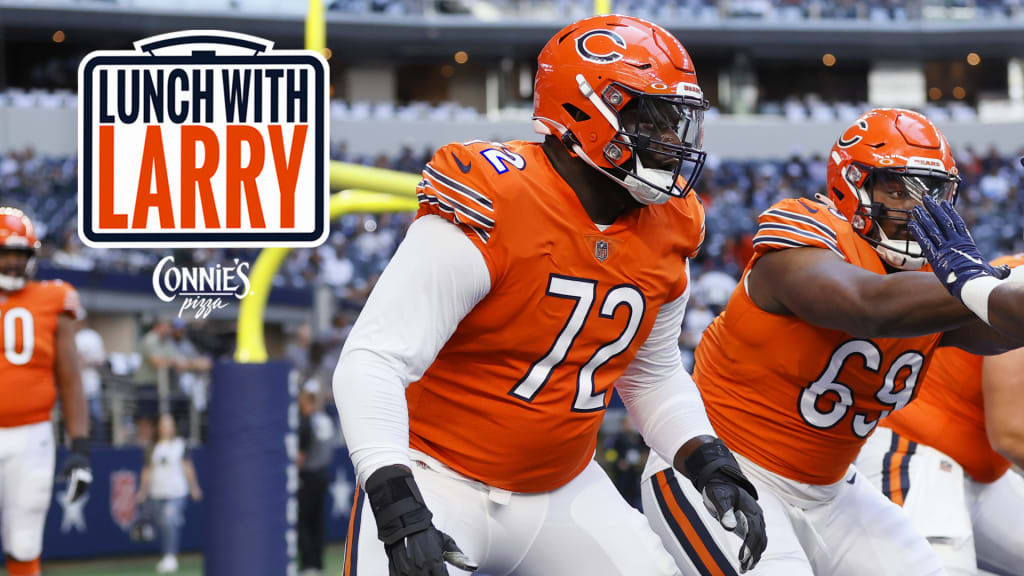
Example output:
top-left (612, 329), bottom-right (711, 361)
top-left (827, 108), bottom-right (959, 270)
top-left (533, 14), bottom-right (709, 205)
top-left (0, 207), bottom-right (40, 291)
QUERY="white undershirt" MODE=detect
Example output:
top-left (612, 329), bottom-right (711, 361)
top-left (334, 214), bottom-right (715, 487)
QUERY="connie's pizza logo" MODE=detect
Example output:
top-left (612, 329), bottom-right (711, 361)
top-left (78, 31), bottom-right (329, 247)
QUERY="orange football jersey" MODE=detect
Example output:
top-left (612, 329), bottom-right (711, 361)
top-left (0, 279), bottom-right (82, 427)
top-left (881, 254), bottom-right (1023, 483)
top-left (695, 198), bottom-right (943, 485)
top-left (407, 140), bottom-right (704, 493)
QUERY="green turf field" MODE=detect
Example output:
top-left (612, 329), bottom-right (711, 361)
top-left (43, 543), bottom-right (347, 575)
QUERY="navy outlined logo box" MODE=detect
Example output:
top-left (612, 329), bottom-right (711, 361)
top-left (78, 31), bottom-right (329, 248)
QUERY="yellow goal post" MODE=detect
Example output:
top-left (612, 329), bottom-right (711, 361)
top-left (235, 0), bottom-right (425, 363)
top-left (234, 165), bottom-right (421, 363)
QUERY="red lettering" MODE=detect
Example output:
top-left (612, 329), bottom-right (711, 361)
top-left (132, 126), bottom-right (174, 229)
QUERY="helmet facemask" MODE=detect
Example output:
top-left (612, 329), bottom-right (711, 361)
top-left (843, 162), bottom-right (960, 270)
top-left (567, 78), bottom-right (709, 206)
top-left (0, 247), bottom-right (35, 292)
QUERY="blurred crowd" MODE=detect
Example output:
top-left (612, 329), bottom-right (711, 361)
top-left (67, 317), bottom-right (217, 448)
top-left (5, 141), bottom-right (1024, 301)
top-left (327, 0), bottom-right (1024, 20)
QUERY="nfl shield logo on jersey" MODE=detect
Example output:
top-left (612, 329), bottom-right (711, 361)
top-left (110, 470), bottom-right (138, 530)
top-left (595, 239), bottom-right (610, 262)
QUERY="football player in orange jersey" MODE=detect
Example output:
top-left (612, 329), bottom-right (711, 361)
top-left (333, 14), bottom-right (766, 576)
top-left (0, 207), bottom-right (91, 576)
top-left (857, 251), bottom-right (1024, 575)
top-left (640, 108), bottom-right (1024, 576)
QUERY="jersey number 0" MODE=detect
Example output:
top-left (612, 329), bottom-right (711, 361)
top-left (509, 274), bottom-right (645, 412)
top-left (0, 307), bottom-right (35, 365)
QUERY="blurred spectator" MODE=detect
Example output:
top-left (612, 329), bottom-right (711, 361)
top-left (297, 379), bottom-right (335, 576)
top-left (680, 270), bottom-right (738, 370)
top-left (286, 323), bottom-right (314, 379)
top-left (75, 324), bottom-right (107, 440)
top-left (136, 414), bottom-right (202, 574)
top-left (602, 418), bottom-right (645, 508)
top-left (133, 320), bottom-right (183, 447)
top-left (171, 319), bottom-right (213, 416)
top-left (314, 310), bottom-right (354, 387)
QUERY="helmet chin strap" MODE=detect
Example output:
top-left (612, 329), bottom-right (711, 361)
top-left (0, 274), bottom-right (26, 291)
top-left (622, 154), bottom-right (674, 205)
top-left (570, 142), bottom-right (672, 205)
top-left (875, 227), bottom-right (926, 270)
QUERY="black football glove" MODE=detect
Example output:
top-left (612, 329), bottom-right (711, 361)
top-left (683, 439), bottom-right (766, 573)
top-left (364, 465), bottom-right (478, 576)
top-left (60, 437), bottom-right (92, 503)
top-left (909, 195), bottom-right (1009, 304)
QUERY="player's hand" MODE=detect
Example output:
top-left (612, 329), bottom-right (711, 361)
top-left (60, 437), bottom-right (92, 504)
top-left (683, 439), bottom-right (766, 573)
top-left (365, 465), bottom-right (479, 576)
top-left (909, 195), bottom-right (1010, 301)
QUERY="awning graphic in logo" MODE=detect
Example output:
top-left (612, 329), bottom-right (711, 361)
top-left (78, 31), bottom-right (329, 247)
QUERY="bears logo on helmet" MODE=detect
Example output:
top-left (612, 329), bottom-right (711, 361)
top-left (533, 15), bottom-right (710, 206)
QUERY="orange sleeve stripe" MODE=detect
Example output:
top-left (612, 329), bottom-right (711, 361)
top-left (423, 163), bottom-right (493, 209)
top-left (761, 208), bottom-right (838, 241)
top-left (654, 470), bottom-right (739, 576)
top-left (422, 165), bottom-right (495, 217)
top-left (416, 190), bottom-right (492, 244)
top-left (754, 222), bottom-right (842, 257)
top-left (417, 180), bottom-right (495, 230)
top-left (344, 483), bottom-right (364, 576)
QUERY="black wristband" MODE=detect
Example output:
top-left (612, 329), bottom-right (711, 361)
top-left (70, 437), bottom-right (90, 457)
top-left (364, 465), bottom-right (433, 546)
top-left (682, 438), bottom-right (757, 499)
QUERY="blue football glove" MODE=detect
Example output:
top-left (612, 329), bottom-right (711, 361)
top-left (909, 195), bottom-right (1009, 303)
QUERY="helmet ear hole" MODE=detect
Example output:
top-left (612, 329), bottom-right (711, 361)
top-left (562, 103), bottom-right (591, 122)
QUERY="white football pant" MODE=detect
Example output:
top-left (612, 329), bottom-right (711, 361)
top-left (857, 427), bottom-right (1024, 576)
top-left (0, 421), bottom-right (55, 561)
top-left (641, 450), bottom-right (946, 576)
top-left (344, 450), bottom-right (680, 576)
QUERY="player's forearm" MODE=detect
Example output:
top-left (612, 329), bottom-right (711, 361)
top-left (57, 378), bottom-right (89, 439)
top-left (55, 319), bottom-right (89, 439)
top-left (759, 250), bottom-right (973, 338)
top-left (619, 366), bottom-right (715, 467)
top-left (987, 282), bottom-right (1024, 340)
top-left (841, 271), bottom-right (974, 338)
top-left (333, 348), bottom-right (414, 486)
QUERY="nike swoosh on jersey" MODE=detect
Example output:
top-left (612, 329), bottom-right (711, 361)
top-left (797, 199), bottom-right (819, 213)
top-left (451, 152), bottom-right (472, 174)
top-left (846, 472), bottom-right (857, 484)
